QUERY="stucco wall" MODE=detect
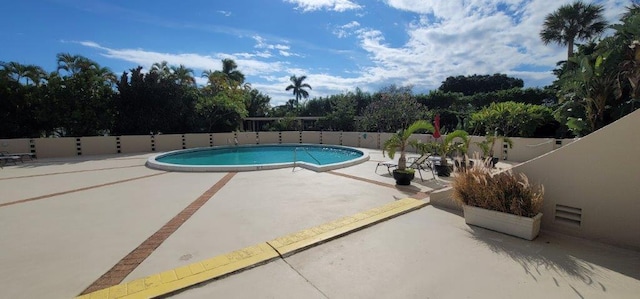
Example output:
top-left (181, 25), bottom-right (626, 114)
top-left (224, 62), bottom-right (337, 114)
top-left (341, 132), bottom-right (359, 147)
top-left (236, 132), bottom-right (258, 145)
top-left (34, 138), bottom-right (77, 158)
top-left (322, 132), bottom-right (341, 145)
top-left (359, 132), bottom-right (378, 149)
top-left (258, 132), bottom-right (279, 144)
top-left (184, 134), bottom-right (211, 148)
top-left (212, 133), bottom-right (235, 146)
top-left (281, 131), bottom-right (300, 144)
top-left (513, 109), bottom-right (640, 250)
top-left (0, 138), bottom-right (32, 154)
top-left (120, 136), bottom-right (152, 154)
top-left (81, 136), bottom-right (118, 156)
top-left (301, 131), bottom-right (320, 144)
top-left (154, 134), bottom-right (183, 152)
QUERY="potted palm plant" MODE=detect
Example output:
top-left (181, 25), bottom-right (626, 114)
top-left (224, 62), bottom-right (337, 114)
top-left (451, 163), bottom-right (544, 240)
top-left (382, 120), bottom-right (434, 185)
top-left (427, 130), bottom-right (469, 177)
top-left (475, 135), bottom-right (513, 168)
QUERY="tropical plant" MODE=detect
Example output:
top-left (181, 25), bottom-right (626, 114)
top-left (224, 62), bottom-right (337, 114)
top-left (202, 58), bottom-right (245, 87)
top-left (540, 1), bottom-right (607, 60)
top-left (358, 85), bottom-right (428, 132)
top-left (474, 135), bottom-right (513, 160)
top-left (452, 163), bottom-right (544, 217)
top-left (285, 75), bottom-right (312, 106)
top-left (471, 101), bottom-right (554, 137)
top-left (382, 120), bottom-right (434, 171)
top-left (171, 64), bottom-right (196, 86)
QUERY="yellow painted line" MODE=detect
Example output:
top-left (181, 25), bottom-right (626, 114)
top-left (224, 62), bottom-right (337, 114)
top-left (77, 198), bottom-right (427, 298)
top-left (77, 243), bottom-right (279, 299)
top-left (268, 198), bottom-right (427, 257)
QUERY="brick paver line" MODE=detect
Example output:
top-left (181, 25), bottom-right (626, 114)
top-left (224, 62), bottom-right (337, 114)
top-left (80, 172), bottom-right (237, 295)
top-left (0, 172), bottom-right (167, 208)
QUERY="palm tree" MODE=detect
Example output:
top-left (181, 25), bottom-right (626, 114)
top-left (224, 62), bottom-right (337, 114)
top-left (56, 53), bottom-right (88, 75)
top-left (202, 59), bottom-right (245, 87)
top-left (382, 120), bottom-right (434, 171)
top-left (221, 58), bottom-right (245, 84)
top-left (24, 65), bottom-right (47, 86)
top-left (540, 1), bottom-right (607, 60)
top-left (151, 61), bottom-right (172, 79)
top-left (171, 64), bottom-right (195, 86)
top-left (285, 75), bottom-right (312, 105)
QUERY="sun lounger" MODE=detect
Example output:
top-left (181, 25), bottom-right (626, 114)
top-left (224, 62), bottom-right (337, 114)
top-left (376, 154), bottom-right (434, 181)
top-left (0, 155), bottom-right (21, 167)
top-left (1, 151), bottom-right (36, 162)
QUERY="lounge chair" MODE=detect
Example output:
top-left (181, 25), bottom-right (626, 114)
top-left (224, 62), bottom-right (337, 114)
top-left (376, 154), bottom-right (433, 181)
top-left (0, 154), bottom-right (21, 167)
top-left (1, 151), bottom-right (36, 162)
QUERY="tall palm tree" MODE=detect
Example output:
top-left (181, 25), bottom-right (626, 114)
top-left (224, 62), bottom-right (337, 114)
top-left (171, 64), bottom-right (195, 86)
top-left (285, 75), bottom-right (312, 105)
top-left (24, 65), bottom-right (47, 86)
top-left (150, 61), bottom-right (173, 79)
top-left (1, 61), bottom-right (28, 83)
top-left (221, 58), bottom-right (245, 85)
top-left (540, 1), bottom-right (607, 60)
top-left (202, 59), bottom-right (245, 87)
top-left (56, 53), bottom-right (88, 75)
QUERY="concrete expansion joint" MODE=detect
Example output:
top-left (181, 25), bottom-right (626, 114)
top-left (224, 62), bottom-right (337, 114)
top-left (77, 198), bottom-right (427, 299)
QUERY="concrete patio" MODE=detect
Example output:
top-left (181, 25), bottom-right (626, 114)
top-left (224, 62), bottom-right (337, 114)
top-left (0, 149), bottom-right (638, 298)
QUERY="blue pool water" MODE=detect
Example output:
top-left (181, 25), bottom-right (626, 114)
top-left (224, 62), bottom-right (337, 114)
top-left (155, 144), bottom-right (364, 166)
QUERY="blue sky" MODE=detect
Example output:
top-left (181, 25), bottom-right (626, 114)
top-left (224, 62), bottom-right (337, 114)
top-left (0, 0), bottom-right (628, 105)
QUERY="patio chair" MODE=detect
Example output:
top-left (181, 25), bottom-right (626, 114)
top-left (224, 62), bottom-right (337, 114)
top-left (1, 151), bottom-right (36, 162)
top-left (0, 154), bottom-right (21, 167)
top-left (376, 154), bottom-right (433, 181)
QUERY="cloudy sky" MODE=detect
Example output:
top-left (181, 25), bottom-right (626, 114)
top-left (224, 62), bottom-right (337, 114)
top-left (1, 0), bottom-right (628, 105)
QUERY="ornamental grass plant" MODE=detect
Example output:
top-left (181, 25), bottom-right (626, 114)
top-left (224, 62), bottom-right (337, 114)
top-left (451, 160), bottom-right (544, 217)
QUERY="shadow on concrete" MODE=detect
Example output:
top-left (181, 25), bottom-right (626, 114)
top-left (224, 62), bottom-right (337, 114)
top-left (465, 225), bottom-right (640, 297)
top-left (6, 153), bottom-right (149, 169)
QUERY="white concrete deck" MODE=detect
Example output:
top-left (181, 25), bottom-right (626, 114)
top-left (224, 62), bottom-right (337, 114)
top-left (0, 150), bottom-right (637, 298)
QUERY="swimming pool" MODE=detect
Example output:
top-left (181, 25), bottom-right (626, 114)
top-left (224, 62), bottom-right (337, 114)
top-left (146, 144), bottom-right (369, 172)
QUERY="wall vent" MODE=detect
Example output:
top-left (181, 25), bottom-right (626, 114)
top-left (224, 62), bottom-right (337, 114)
top-left (555, 204), bottom-right (582, 227)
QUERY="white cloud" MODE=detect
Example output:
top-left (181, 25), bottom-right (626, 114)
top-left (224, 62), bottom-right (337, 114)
top-left (217, 10), bottom-right (232, 17)
top-left (77, 41), bottom-right (286, 77)
top-left (74, 1), bottom-right (628, 107)
top-left (333, 21), bottom-right (361, 38)
top-left (342, 0), bottom-right (627, 91)
top-left (284, 0), bottom-right (362, 12)
top-left (253, 35), bottom-right (300, 57)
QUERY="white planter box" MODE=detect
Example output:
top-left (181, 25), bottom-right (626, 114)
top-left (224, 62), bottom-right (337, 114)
top-left (463, 205), bottom-right (542, 240)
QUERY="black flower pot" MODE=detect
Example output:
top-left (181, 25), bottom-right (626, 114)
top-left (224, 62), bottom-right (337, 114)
top-left (392, 169), bottom-right (415, 185)
top-left (435, 164), bottom-right (452, 177)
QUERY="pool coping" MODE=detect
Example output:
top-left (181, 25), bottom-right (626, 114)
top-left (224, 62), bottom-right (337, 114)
top-left (77, 198), bottom-right (427, 299)
top-left (145, 144), bottom-right (370, 172)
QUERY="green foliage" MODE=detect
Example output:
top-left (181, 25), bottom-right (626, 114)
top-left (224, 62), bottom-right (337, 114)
top-left (382, 120), bottom-right (434, 170)
top-left (195, 77), bottom-right (248, 132)
top-left (358, 85), bottom-right (428, 132)
top-left (418, 130), bottom-right (470, 167)
top-left (438, 73), bottom-right (524, 96)
top-left (245, 89), bottom-right (271, 117)
top-left (540, 1), bottom-right (607, 59)
top-left (322, 94), bottom-right (357, 131)
top-left (285, 75), bottom-right (312, 106)
top-left (471, 102), bottom-right (555, 137)
top-left (115, 66), bottom-right (198, 135)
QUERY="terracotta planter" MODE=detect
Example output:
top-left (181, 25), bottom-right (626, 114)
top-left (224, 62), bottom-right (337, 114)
top-left (463, 205), bottom-right (542, 240)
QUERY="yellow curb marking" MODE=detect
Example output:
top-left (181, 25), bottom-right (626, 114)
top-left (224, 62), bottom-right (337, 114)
top-left (268, 198), bottom-right (427, 256)
top-left (78, 198), bottom-right (427, 299)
